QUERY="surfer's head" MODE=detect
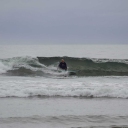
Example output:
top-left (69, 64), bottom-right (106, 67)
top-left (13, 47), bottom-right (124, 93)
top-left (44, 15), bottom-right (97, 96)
top-left (61, 59), bottom-right (64, 62)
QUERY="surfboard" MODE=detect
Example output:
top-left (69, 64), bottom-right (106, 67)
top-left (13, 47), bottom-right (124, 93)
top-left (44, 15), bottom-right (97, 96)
top-left (57, 69), bottom-right (76, 76)
top-left (68, 70), bottom-right (76, 75)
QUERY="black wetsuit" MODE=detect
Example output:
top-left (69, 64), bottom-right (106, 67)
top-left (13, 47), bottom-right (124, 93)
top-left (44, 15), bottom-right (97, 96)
top-left (58, 62), bottom-right (67, 70)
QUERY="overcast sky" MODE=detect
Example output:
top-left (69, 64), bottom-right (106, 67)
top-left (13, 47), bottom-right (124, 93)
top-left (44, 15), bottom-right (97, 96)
top-left (0, 0), bottom-right (128, 44)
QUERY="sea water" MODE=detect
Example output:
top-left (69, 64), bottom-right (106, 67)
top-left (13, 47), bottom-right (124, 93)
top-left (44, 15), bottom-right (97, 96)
top-left (0, 44), bottom-right (128, 128)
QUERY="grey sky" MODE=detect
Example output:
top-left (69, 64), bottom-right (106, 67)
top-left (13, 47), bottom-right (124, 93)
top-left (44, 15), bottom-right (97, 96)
top-left (0, 0), bottom-right (128, 44)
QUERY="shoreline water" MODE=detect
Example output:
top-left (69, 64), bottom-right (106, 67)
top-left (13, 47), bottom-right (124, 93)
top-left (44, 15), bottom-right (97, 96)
top-left (1, 97), bottom-right (128, 117)
top-left (0, 97), bottom-right (128, 128)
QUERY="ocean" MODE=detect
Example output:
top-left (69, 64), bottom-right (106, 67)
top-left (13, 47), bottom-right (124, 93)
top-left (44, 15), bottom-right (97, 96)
top-left (0, 44), bottom-right (128, 128)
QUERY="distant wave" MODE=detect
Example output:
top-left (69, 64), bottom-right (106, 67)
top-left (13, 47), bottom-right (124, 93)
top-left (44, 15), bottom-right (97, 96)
top-left (0, 56), bottom-right (128, 76)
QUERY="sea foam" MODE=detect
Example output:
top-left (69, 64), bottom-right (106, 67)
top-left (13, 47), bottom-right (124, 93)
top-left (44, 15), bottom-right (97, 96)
top-left (0, 76), bottom-right (128, 98)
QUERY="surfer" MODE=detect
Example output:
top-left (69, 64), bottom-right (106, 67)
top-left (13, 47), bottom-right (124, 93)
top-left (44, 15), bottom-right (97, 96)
top-left (58, 59), bottom-right (67, 71)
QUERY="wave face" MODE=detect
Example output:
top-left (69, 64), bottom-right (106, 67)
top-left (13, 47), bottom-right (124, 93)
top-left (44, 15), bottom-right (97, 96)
top-left (37, 56), bottom-right (128, 76)
top-left (0, 56), bottom-right (128, 76)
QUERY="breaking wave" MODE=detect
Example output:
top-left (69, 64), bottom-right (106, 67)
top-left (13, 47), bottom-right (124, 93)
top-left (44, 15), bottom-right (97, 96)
top-left (0, 56), bottom-right (128, 76)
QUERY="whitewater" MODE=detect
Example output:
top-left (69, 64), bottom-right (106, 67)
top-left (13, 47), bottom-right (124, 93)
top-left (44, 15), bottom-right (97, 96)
top-left (0, 76), bottom-right (128, 99)
top-left (0, 44), bottom-right (128, 128)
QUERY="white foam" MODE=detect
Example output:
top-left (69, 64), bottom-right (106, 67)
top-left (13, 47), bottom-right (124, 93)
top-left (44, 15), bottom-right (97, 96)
top-left (0, 56), bottom-right (47, 75)
top-left (0, 76), bottom-right (128, 98)
top-left (0, 61), bottom-right (12, 74)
